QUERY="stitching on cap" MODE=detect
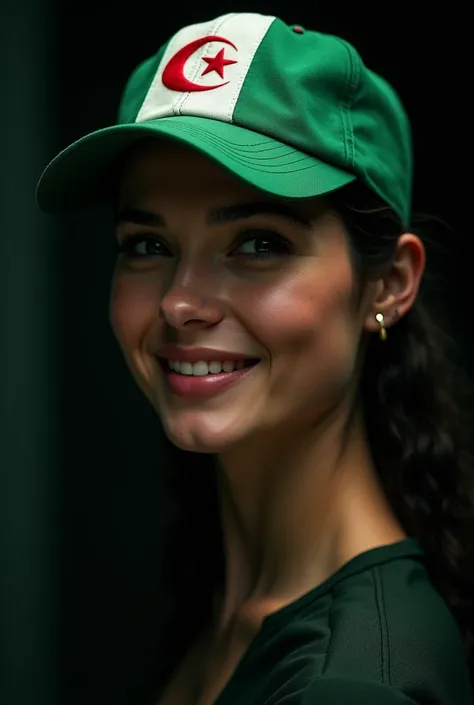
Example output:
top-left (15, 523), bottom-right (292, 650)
top-left (178, 14), bottom-right (234, 115)
top-left (226, 18), bottom-right (274, 123)
top-left (334, 38), bottom-right (359, 170)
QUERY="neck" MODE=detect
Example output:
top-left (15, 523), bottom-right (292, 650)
top-left (212, 405), bottom-right (406, 639)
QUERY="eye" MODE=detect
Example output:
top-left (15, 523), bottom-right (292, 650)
top-left (115, 233), bottom-right (170, 258)
top-left (230, 230), bottom-right (293, 261)
top-left (115, 230), bottom-right (294, 261)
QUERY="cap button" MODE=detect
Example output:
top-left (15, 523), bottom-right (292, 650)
top-left (292, 26), bottom-right (304, 34)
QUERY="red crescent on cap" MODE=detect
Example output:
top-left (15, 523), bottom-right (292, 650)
top-left (162, 35), bottom-right (238, 92)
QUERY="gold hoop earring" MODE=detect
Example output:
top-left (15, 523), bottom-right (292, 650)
top-left (375, 312), bottom-right (387, 341)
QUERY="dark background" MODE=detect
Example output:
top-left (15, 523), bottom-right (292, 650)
top-left (0, 2), bottom-right (469, 704)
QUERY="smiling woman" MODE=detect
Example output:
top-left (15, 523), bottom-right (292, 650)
top-left (36, 11), bottom-right (474, 705)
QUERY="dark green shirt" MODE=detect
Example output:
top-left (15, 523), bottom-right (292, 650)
top-left (211, 538), bottom-right (472, 705)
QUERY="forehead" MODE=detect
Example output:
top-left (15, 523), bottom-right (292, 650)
top-left (119, 139), bottom-right (247, 195)
top-left (117, 138), bottom-right (331, 222)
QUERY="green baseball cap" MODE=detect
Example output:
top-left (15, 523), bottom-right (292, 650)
top-left (36, 12), bottom-right (412, 225)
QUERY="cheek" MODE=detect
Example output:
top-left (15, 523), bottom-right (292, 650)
top-left (243, 266), bottom-right (355, 354)
top-left (240, 264), bottom-right (359, 413)
top-left (109, 273), bottom-right (159, 350)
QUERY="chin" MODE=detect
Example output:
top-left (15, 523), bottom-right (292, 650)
top-left (160, 414), bottom-right (247, 454)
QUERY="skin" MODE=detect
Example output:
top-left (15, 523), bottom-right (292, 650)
top-left (109, 140), bottom-right (425, 698)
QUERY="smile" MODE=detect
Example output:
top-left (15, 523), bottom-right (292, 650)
top-left (157, 357), bottom-right (260, 399)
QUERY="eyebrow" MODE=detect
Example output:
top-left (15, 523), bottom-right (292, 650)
top-left (115, 201), bottom-right (312, 229)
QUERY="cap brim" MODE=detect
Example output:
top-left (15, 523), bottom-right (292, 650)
top-left (36, 116), bottom-right (356, 214)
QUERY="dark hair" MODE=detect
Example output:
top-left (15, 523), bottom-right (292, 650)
top-left (335, 182), bottom-right (474, 679)
top-left (141, 180), bottom-right (474, 695)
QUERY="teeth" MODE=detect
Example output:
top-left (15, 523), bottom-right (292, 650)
top-left (168, 360), bottom-right (248, 376)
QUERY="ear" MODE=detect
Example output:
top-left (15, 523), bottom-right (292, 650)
top-left (364, 233), bottom-right (426, 334)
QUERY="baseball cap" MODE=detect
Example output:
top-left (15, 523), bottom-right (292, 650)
top-left (36, 12), bottom-right (413, 225)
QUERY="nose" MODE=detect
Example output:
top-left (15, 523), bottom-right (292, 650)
top-left (159, 264), bottom-right (225, 330)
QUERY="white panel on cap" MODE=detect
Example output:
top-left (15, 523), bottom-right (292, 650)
top-left (136, 13), bottom-right (275, 124)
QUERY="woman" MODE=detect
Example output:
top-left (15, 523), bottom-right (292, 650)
top-left (37, 12), bottom-right (473, 705)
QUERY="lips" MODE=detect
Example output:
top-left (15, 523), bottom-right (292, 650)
top-left (157, 357), bottom-right (260, 399)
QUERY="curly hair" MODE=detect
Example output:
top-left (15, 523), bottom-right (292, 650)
top-left (148, 181), bottom-right (474, 698)
top-left (336, 182), bottom-right (474, 682)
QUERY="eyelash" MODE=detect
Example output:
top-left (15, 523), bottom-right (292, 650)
top-left (115, 230), bottom-right (293, 261)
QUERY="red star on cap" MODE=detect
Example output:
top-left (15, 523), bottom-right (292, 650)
top-left (201, 48), bottom-right (237, 79)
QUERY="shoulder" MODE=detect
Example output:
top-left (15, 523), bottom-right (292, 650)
top-left (299, 678), bottom-right (419, 705)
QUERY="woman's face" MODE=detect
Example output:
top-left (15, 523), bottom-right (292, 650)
top-left (110, 140), bottom-right (376, 453)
